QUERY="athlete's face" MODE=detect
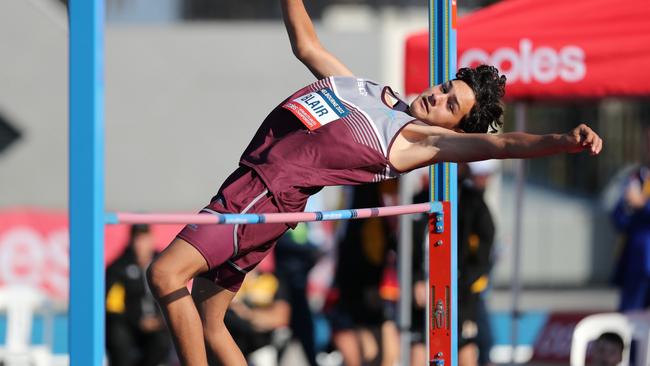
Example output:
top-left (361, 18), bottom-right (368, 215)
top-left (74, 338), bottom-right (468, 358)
top-left (409, 80), bottom-right (476, 131)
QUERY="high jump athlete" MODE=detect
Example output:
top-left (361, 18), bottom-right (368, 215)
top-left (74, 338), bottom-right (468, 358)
top-left (146, 1), bottom-right (603, 365)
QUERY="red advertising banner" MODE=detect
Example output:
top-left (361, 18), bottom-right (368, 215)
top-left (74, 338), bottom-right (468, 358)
top-left (0, 208), bottom-right (183, 301)
top-left (405, 0), bottom-right (650, 99)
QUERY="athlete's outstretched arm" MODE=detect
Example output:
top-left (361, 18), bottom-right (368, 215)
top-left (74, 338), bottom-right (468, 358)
top-left (281, 0), bottom-right (354, 79)
top-left (429, 123), bottom-right (603, 163)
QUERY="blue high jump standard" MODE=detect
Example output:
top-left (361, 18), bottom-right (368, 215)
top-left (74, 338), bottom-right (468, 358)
top-left (428, 0), bottom-right (458, 365)
top-left (68, 0), bottom-right (105, 365)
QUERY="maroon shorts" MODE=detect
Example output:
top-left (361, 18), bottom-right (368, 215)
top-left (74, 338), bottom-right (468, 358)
top-left (177, 167), bottom-right (290, 292)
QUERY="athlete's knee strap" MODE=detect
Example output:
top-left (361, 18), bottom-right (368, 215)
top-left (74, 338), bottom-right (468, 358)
top-left (157, 287), bottom-right (190, 306)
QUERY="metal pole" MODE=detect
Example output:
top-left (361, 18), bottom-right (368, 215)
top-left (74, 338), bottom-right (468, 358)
top-left (398, 173), bottom-right (415, 366)
top-left (510, 102), bottom-right (526, 365)
top-left (428, 0), bottom-right (458, 365)
top-left (69, 0), bottom-right (105, 365)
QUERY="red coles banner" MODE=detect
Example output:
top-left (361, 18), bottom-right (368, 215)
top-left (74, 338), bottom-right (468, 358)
top-left (404, 0), bottom-right (650, 100)
top-left (0, 208), bottom-right (184, 301)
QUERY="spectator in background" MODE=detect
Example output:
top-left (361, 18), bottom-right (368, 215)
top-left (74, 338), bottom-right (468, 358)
top-left (106, 224), bottom-right (171, 366)
top-left (327, 181), bottom-right (400, 366)
top-left (274, 223), bottom-right (322, 366)
top-left (224, 219), bottom-right (325, 366)
top-left (411, 162), bottom-right (496, 366)
top-left (611, 130), bottom-right (650, 311)
top-left (218, 267), bottom-right (291, 365)
top-left (589, 332), bottom-right (624, 366)
top-left (465, 161), bottom-right (497, 366)
top-left (457, 162), bottom-right (496, 366)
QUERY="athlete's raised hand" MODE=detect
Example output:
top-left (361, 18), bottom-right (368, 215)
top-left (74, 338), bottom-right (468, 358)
top-left (563, 124), bottom-right (603, 156)
top-left (281, 0), bottom-right (353, 79)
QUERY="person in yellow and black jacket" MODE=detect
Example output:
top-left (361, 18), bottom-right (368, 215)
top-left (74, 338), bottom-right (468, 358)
top-left (456, 162), bottom-right (496, 366)
top-left (106, 224), bottom-right (172, 366)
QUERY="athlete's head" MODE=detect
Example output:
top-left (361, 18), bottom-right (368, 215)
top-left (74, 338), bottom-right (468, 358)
top-left (409, 65), bottom-right (506, 133)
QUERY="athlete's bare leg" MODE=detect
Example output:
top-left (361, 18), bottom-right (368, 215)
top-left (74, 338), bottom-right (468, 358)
top-left (147, 238), bottom-right (210, 366)
top-left (192, 277), bottom-right (247, 366)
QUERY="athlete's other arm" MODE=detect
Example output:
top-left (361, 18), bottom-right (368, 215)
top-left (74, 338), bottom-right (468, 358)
top-left (422, 123), bottom-right (603, 164)
top-left (281, 0), bottom-right (353, 79)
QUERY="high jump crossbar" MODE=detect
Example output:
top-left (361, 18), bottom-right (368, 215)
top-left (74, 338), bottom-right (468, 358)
top-left (105, 202), bottom-right (443, 225)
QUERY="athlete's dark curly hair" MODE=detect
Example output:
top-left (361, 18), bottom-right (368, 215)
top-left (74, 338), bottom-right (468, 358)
top-left (454, 65), bottom-right (506, 133)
